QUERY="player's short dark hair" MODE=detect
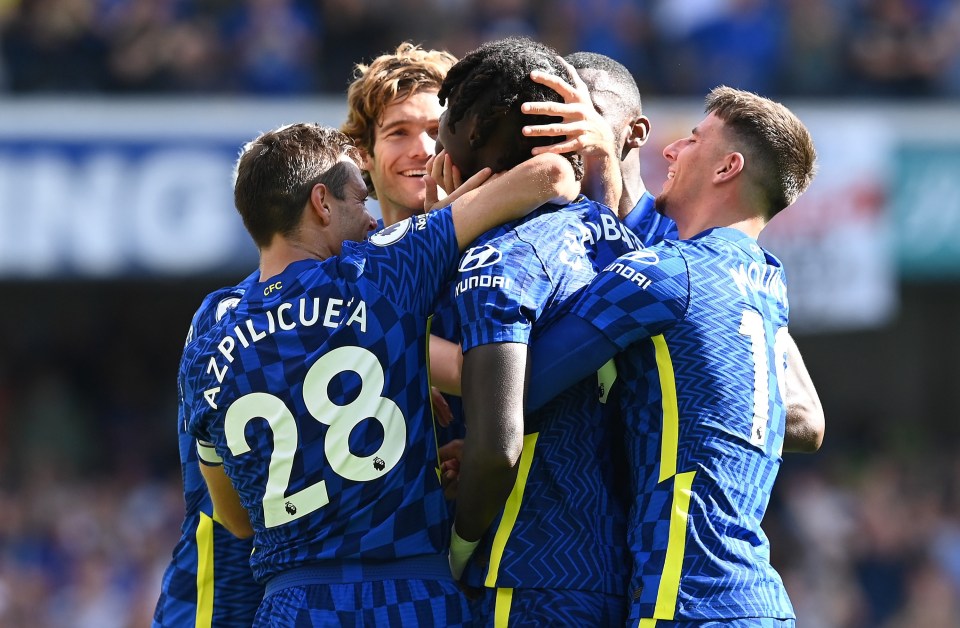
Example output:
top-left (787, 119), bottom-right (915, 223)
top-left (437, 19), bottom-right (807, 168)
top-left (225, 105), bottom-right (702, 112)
top-left (234, 123), bottom-right (362, 248)
top-left (706, 86), bottom-right (817, 216)
top-left (564, 51), bottom-right (642, 131)
top-left (438, 36), bottom-right (583, 179)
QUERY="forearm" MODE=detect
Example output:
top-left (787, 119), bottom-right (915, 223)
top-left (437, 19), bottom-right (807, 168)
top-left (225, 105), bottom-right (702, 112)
top-left (200, 460), bottom-right (254, 538)
top-left (429, 334), bottom-right (463, 395)
top-left (454, 343), bottom-right (528, 540)
top-left (782, 332), bottom-right (825, 453)
top-left (526, 314), bottom-right (619, 411)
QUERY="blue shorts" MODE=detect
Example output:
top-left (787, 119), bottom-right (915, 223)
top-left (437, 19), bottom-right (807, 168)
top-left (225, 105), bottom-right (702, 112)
top-left (633, 619), bottom-right (796, 627)
top-left (469, 586), bottom-right (627, 627)
top-left (255, 579), bottom-right (471, 627)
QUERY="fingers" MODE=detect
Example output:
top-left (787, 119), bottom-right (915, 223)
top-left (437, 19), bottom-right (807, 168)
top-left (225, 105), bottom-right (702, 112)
top-left (441, 470), bottom-right (459, 501)
top-left (441, 167), bottom-right (493, 205)
top-left (438, 438), bottom-right (464, 463)
top-left (423, 174), bottom-right (440, 212)
top-left (521, 101), bottom-right (583, 119)
top-left (530, 139), bottom-right (583, 156)
top-left (431, 387), bottom-right (453, 427)
top-left (430, 150), bottom-right (447, 190)
top-left (524, 120), bottom-right (588, 137)
top-left (430, 150), bottom-right (466, 196)
top-left (450, 159), bottom-right (463, 191)
top-left (529, 69), bottom-right (577, 102)
top-left (555, 56), bottom-right (590, 95)
top-left (439, 153), bottom-right (464, 194)
top-left (440, 453), bottom-right (461, 501)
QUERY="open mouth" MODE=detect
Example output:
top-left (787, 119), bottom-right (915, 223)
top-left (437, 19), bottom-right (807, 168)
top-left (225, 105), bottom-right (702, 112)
top-left (401, 169), bottom-right (427, 178)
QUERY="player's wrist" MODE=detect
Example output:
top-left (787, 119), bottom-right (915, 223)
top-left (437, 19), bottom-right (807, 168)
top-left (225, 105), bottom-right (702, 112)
top-left (449, 524), bottom-right (480, 580)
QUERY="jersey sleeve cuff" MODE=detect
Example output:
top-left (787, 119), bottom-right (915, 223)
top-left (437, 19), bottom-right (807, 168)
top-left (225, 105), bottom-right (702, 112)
top-left (196, 440), bottom-right (223, 466)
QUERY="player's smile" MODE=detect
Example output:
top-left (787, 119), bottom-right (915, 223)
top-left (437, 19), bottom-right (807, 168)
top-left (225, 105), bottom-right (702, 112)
top-left (363, 90), bottom-right (443, 221)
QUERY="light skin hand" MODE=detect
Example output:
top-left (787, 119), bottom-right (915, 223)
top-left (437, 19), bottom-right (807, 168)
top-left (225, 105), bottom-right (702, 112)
top-left (431, 386), bottom-right (454, 427)
top-left (521, 57), bottom-right (622, 208)
top-left (424, 150), bottom-right (494, 212)
top-left (521, 58), bottom-right (617, 159)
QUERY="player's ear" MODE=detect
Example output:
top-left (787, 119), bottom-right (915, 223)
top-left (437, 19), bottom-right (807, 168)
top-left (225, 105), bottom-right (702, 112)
top-left (310, 183), bottom-right (332, 226)
top-left (715, 152), bottom-right (744, 183)
top-left (358, 147), bottom-right (373, 172)
top-left (625, 115), bottom-right (651, 149)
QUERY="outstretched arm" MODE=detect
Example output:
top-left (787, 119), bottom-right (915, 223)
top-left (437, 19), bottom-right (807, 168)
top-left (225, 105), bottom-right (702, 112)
top-left (783, 332), bottom-right (825, 453)
top-left (526, 314), bottom-right (619, 411)
top-left (429, 313), bottom-right (613, 412)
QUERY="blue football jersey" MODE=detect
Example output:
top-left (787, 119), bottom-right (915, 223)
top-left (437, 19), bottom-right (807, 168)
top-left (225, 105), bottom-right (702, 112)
top-left (183, 210), bottom-right (460, 584)
top-left (623, 191), bottom-right (678, 245)
top-left (566, 228), bottom-right (795, 622)
top-left (154, 273), bottom-right (264, 628)
top-left (455, 197), bottom-right (642, 595)
top-left (430, 287), bottom-right (467, 444)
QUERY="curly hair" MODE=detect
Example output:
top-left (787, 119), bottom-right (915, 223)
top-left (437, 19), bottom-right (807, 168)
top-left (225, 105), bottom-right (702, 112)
top-left (705, 86), bottom-right (817, 216)
top-left (341, 42), bottom-right (456, 194)
top-left (234, 123), bottom-right (361, 248)
top-left (438, 37), bottom-right (584, 179)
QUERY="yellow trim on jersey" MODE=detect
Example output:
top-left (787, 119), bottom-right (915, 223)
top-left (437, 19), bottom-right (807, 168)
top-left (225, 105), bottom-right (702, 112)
top-left (653, 335), bottom-right (679, 482)
top-left (195, 512), bottom-right (215, 628)
top-left (494, 587), bottom-right (514, 627)
top-left (597, 358), bottom-right (618, 404)
top-left (638, 619), bottom-right (657, 628)
top-left (651, 470), bottom-right (696, 620)
top-left (484, 432), bottom-right (539, 587)
top-left (424, 315), bottom-right (443, 483)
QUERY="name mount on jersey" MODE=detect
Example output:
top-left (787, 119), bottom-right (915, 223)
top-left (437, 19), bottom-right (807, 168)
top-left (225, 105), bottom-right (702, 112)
top-left (729, 261), bottom-right (787, 305)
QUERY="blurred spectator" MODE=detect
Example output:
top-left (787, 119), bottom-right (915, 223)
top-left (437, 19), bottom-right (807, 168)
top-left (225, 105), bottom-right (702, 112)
top-left (778, 0), bottom-right (849, 96)
top-left (1, 0), bottom-right (960, 98)
top-left (220, 0), bottom-right (320, 94)
top-left (2, 0), bottom-right (109, 92)
top-left (844, 0), bottom-right (953, 97)
top-left (671, 0), bottom-right (786, 96)
top-left (98, 0), bottom-right (227, 92)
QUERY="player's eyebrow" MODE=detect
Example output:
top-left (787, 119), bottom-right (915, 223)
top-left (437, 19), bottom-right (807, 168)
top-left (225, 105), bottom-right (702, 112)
top-left (378, 119), bottom-right (409, 132)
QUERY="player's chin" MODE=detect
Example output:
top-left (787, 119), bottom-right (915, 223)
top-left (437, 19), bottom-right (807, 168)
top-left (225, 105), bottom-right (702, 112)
top-left (401, 184), bottom-right (427, 206)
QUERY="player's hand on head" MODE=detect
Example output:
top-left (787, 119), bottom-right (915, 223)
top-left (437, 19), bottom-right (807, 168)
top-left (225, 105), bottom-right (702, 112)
top-left (522, 57), bottom-right (616, 160)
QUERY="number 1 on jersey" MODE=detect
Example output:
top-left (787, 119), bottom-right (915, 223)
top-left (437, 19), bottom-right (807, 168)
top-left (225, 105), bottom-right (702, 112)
top-left (739, 310), bottom-right (787, 453)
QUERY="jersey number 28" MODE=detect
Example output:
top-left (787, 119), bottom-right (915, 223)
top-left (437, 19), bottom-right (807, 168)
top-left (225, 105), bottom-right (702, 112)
top-left (224, 346), bottom-right (407, 528)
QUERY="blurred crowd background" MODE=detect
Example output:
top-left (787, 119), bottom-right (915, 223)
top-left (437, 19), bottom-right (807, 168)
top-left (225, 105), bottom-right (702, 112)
top-left (1, 0), bottom-right (960, 98)
top-left (1, 0), bottom-right (959, 627)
